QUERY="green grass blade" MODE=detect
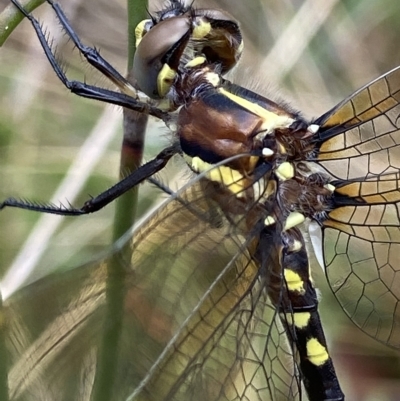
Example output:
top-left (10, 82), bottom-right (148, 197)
top-left (0, 0), bottom-right (45, 46)
top-left (92, 1), bottom-right (149, 400)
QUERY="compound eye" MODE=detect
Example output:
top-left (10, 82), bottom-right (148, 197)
top-left (133, 15), bottom-right (191, 99)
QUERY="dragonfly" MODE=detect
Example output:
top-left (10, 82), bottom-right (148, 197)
top-left (1, 0), bottom-right (400, 400)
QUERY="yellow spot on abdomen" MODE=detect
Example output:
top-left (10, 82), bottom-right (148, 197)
top-left (284, 269), bottom-right (305, 294)
top-left (306, 338), bottom-right (329, 366)
top-left (293, 312), bottom-right (311, 329)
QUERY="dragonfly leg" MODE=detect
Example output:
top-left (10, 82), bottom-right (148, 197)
top-left (9, 0), bottom-right (168, 121)
top-left (0, 145), bottom-right (178, 216)
top-left (43, 0), bottom-right (135, 95)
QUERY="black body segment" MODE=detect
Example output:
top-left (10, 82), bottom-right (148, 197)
top-left (275, 228), bottom-right (343, 401)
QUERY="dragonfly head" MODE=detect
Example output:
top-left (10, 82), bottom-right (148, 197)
top-left (133, 1), bottom-right (243, 99)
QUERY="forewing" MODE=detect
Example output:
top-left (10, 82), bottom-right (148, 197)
top-left (4, 161), bottom-right (300, 401)
top-left (313, 67), bottom-right (400, 348)
top-left (315, 66), bottom-right (400, 181)
top-left (130, 243), bottom-right (300, 401)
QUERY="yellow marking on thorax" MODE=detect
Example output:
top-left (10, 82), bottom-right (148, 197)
top-left (307, 124), bottom-right (319, 134)
top-left (275, 162), bottom-right (294, 181)
top-left (185, 56), bottom-right (206, 68)
top-left (135, 19), bottom-right (150, 47)
top-left (191, 156), bottom-right (210, 172)
top-left (262, 147), bottom-right (274, 157)
top-left (157, 64), bottom-right (176, 97)
top-left (293, 312), bottom-right (311, 329)
top-left (205, 72), bottom-right (221, 87)
top-left (306, 338), bottom-right (329, 366)
top-left (284, 212), bottom-right (305, 231)
top-left (278, 142), bottom-right (287, 155)
top-left (284, 269), bottom-right (305, 294)
top-left (193, 20), bottom-right (211, 39)
top-left (291, 240), bottom-right (302, 252)
top-left (190, 156), bottom-right (246, 197)
top-left (264, 216), bottom-right (276, 226)
top-left (324, 183), bottom-right (336, 192)
top-left (218, 88), bottom-right (294, 133)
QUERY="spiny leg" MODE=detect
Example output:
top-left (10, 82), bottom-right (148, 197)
top-left (9, 0), bottom-right (168, 121)
top-left (0, 145), bottom-right (178, 215)
top-left (43, 0), bottom-right (134, 94)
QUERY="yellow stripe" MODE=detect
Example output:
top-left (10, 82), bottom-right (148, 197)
top-left (218, 88), bottom-right (294, 134)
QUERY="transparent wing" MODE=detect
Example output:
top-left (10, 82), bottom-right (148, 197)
top-left (315, 65), bottom-right (400, 181)
top-left (321, 194), bottom-right (400, 348)
top-left (4, 161), bottom-right (301, 401)
top-left (313, 66), bottom-right (400, 348)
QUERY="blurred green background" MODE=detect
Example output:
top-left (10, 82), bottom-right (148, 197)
top-left (0, 0), bottom-right (400, 399)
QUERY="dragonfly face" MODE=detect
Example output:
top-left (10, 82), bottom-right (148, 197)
top-left (2, 0), bottom-right (400, 400)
